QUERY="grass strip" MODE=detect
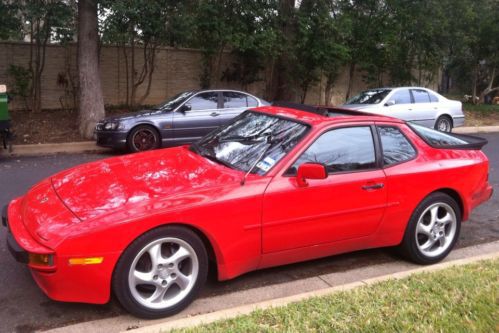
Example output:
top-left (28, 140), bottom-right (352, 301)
top-left (172, 259), bottom-right (498, 333)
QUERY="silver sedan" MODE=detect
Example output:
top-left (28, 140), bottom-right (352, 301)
top-left (341, 87), bottom-right (464, 132)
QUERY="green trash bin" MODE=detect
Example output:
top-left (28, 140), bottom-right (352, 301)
top-left (0, 84), bottom-right (12, 151)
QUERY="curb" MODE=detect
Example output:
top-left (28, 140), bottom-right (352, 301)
top-left (2, 141), bottom-right (111, 156)
top-left (453, 125), bottom-right (499, 134)
top-left (126, 251), bottom-right (499, 333)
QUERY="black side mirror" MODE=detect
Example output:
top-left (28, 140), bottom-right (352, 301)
top-left (180, 104), bottom-right (191, 113)
top-left (384, 100), bottom-right (395, 107)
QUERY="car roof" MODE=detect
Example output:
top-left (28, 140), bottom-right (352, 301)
top-left (364, 86), bottom-right (433, 91)
top-left (252, 105), bottom-right (404, 127)
top-left (192, 88), bottom-right (261, 95)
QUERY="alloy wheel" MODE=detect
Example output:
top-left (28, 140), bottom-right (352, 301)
top-left (128, 237), bottom-right (199, 310)
top-left (415, 202), bottom-right (457, 258)
top-left (132, 129), bottom-right (157, 151)
top-left (437, 118), bottom-right (451, 132)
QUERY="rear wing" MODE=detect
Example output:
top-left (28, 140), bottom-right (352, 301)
top-left (408, 123), bottom-right (488, 150)
top-left (434, 132), bottom-right (488, 150)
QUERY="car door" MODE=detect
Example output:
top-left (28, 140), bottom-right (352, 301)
top-left (261, 125), bottom-right (387, 253)
top-left (219, 91), bottom-right (258, 126)
top-left (382, 88), bottom-right (414, 119)
top-left (409, 89), bottom-right (438, 127)
top-left (171, 91), bottom-right (221, 144)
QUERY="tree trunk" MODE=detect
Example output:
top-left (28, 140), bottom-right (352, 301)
top-left (325, 76), bottom-right (336, 106)
top-left (472, 63), bottom-right (479, 105)
top-left (137, 44), bottom-right (157, 105)
top-left (345, 62), bottom-right (356, 101)
top-left (479, 67), bottom-right (497, 103)
top-left (78, 0), bottom-right (105, 139)
top-left (271, 0), bottom-right (295, 101)
top-left (122, 44), bottom-right (130, 106)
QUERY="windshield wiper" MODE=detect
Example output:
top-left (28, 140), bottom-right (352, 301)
top-left (218, 135), bottom-right (264, 144)
top-left (240, 134), bottom-right (274, 185)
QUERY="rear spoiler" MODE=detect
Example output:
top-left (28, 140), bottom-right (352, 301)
top-left (440, 133), bottom-right (488, 150)
top-left (414, 130), bottom-right (487, 150)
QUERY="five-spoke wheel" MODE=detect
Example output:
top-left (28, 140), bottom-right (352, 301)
top-left (399, 192), bottom-right (461, 264)
top-left (415, 202), bottom-right (457, 258)
top-left (113, 226), bottom-right (208, 318)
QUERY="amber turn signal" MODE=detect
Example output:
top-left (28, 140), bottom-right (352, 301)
top-left (68, 257), bottom-right (104, 265)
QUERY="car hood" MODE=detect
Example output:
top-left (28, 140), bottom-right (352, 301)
top-left (103, 109), bottom-right (170, 122)
top-left (50, 146), bottom-right (243, 221)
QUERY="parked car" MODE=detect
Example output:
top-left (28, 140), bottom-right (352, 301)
top-left (95, 89), bottom-right (269, 152)
top-left (341, 87), bottom-right (464, 132)
top-left (4, 105), bottom-right (492, 318)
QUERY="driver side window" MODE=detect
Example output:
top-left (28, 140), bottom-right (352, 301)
top-left (288, 126), bottom-right (376, 175)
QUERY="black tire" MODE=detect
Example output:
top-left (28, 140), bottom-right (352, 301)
top-left (434, 115), bottom-right (453, 132)
top-left (113, 226), bottom-right (208, 318)
top-left (398, 192), bottom-right (461, 265)
top-left (127, 125), bottom-right (160, 152)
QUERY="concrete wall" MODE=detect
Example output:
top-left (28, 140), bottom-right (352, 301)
top-left (0, 41), bottom-right (438, 111)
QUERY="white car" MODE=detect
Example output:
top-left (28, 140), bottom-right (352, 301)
top-left (341, 87), bottom-right (465, 132)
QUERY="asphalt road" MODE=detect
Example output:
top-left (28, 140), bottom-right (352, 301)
top-left (1, 134), bottom-right (498, 333)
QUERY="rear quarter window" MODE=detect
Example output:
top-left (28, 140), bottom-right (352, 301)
top-left (378, 126), bottom-right (416, 166)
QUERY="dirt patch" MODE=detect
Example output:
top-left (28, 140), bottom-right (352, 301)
top-left (10, 107), bottom-right (130, 145)
top-left (464, 110), bottom-right (499, 127)
top-left (7, 105), bottom-right (499, 145)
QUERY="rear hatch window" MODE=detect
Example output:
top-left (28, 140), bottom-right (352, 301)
top-left (409, 124), bottom-right (487, 150)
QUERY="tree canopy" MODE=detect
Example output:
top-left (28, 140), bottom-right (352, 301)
top-left (1, 0), bottom-right (498, 107)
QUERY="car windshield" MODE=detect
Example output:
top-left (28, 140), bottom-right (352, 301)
top-left (191, 111), bottom-right (309, 175)
top-left (345, 89), bottom-right (391, 105)
top-left (155, 91), bottom-right (195, 110)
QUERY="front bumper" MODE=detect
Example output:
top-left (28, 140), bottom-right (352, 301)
top-left (3, 200), bottom-right (118, 304)
top-left (94, 130), bottom-right (128, 149)
top-left (2, 205), bottom-right (28, 263)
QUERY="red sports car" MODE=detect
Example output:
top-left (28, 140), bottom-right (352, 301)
top-left (3, 105), bottom-right (492, 318)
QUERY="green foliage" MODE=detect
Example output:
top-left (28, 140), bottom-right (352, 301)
top-left (293, 0), bottom-right (349, 102)
top-left (7, 65), bottom-right (31, 109)
top-left (221, 1), bottom-right (283, 88)
top-left (443, 0), bottom-right (499, 97)
top-left (4, 0), bottom-right (499, 105)
top-left (0, 2), bottom-right (22, 40)
top-left (22, 0), bottom-right (75, 44)
top-left (192, 0), bottom-right (237, 88)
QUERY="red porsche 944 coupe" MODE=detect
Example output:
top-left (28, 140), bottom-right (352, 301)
top-left (3, 105), bottom-right (492, 318)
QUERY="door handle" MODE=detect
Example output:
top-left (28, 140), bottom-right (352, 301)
top-left (362, 183), bottom-right (384, 190)
top-left (210, 112), bottom-right (220, 117)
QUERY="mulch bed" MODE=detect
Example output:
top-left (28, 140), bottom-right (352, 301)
top-left (10, 107), bottom-right (130, 145)
top-left (7, 106), bottom-right (499, 145)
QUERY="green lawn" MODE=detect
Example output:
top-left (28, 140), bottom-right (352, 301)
top-left (172, 259), bottom-right (498, 333)
top-left (463, 103), bottom-right (499, 113)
